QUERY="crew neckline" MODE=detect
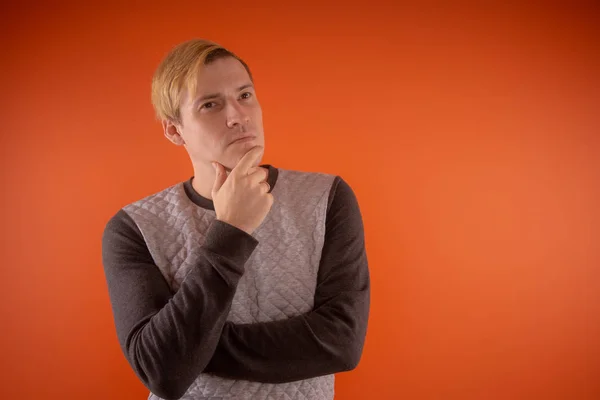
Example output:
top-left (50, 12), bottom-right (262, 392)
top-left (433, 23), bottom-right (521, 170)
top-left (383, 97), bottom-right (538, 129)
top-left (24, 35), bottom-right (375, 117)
top-left (183, 165), bottom-right (279, 210)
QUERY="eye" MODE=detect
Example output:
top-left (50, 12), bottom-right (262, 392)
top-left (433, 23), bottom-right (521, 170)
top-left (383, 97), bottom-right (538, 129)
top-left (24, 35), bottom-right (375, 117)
top-left (240, 92), bottom-right (252, 100)
top-left (201, 102), bottom-right (216, 109)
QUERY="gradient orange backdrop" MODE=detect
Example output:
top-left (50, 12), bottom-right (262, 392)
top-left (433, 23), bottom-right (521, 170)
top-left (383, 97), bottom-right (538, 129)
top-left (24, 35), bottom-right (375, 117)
top-left (2, 1), bottom-right (599, 399)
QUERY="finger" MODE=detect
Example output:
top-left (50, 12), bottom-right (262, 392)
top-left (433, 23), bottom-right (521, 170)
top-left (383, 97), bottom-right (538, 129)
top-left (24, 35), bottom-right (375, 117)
top-left (248, 166), bottom-right (269, 185)
top-left (260, 180), bottom-right (271, 193)
top-left (211, 162), bottom-right (227, 195)
top-left (232, 146), bottom-right (264, 176)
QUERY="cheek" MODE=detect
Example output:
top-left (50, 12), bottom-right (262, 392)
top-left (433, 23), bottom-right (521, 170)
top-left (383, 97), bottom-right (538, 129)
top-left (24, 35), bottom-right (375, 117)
top-left (192, 120), bottom-right (223, 144)
top-left (252, 107), bottom-right (264, 126)
top-left (209, 135), bottom-right (225, 150)
top-left (208, 129), bottom-right (230, 154)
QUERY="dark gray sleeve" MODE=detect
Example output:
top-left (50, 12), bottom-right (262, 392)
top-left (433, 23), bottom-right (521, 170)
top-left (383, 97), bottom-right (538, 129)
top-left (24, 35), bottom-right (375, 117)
top-left (203, 176), bottom-right (371, 383)
top-left (101, 212), bottom-right (258, 400)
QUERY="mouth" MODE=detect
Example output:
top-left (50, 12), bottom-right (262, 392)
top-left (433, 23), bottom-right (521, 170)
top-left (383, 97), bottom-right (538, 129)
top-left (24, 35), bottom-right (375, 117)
top-left (230, 135), bottom-right (256, 145)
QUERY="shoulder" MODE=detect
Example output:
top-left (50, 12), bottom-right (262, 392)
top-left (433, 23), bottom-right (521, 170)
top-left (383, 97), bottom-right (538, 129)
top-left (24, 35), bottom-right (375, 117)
top-left (274, 167), bottom-right (359, 210)
top-left (102, 182), bottom-right (185, 245)
top-left (275, 167), bottom-right (338, 193)
top-left (324, 176), bottom-right (363, 228)
top-left (275, 168), bottom-right (362, 224)
top-left (123, 182), bottom-right (185, 212)
top-left (102, 209), bottom-right (144, 255)
top-left (276, 167), bottom-right (336, 181)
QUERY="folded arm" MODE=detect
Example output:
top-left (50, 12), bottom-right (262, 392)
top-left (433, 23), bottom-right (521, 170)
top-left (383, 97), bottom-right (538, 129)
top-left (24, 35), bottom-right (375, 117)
top-left (102, 214), bottom-right (257, 400)
top-left (203, 176), bottom-right (371, 383)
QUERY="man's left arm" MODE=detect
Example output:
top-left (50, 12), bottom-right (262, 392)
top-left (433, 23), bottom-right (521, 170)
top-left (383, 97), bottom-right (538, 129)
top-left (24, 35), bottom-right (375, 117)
top-left (203, 176), bottom-right (370, 383)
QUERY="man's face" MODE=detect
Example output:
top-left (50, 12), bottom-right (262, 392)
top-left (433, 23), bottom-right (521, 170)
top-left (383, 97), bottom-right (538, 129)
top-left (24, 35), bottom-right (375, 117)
top-left (166, 56), bottom-right (265, 171)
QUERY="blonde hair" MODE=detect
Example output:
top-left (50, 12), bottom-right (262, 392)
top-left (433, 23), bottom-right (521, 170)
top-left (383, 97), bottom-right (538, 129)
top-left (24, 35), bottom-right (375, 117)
top-left (151, 38), bottom-right (253, 122)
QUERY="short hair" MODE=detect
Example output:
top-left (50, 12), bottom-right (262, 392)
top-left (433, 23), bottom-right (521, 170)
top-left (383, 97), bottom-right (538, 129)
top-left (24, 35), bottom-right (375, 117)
top-left (151, 38), bottom-right (253, 122)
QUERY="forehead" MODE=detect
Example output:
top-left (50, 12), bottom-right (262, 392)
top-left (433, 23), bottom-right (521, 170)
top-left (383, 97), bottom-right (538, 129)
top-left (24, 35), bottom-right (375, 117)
top-left (194, 56), bottom-right (251, 93)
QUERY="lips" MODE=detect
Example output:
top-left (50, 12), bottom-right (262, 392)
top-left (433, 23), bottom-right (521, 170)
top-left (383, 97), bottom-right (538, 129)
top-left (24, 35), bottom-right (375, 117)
top-left (230, 135), bottom-right (256, 144)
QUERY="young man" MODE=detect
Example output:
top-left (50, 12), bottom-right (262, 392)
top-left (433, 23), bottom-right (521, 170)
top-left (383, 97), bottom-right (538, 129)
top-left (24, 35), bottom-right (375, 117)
top-left (101, 39), bottom-right (370, 400)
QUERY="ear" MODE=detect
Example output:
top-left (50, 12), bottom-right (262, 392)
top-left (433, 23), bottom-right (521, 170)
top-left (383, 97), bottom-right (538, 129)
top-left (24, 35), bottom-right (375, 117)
top-left (162, 119), bottom-right (185, 146)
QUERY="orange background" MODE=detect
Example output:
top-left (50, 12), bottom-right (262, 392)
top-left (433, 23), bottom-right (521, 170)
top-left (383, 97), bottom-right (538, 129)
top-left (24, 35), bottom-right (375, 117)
top-left (2, 1), bottom-right (599, 399)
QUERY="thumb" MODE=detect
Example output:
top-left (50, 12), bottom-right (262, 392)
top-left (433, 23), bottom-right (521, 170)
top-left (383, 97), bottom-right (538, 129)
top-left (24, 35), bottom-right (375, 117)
top-left (211, 162), bottom-right (227, 195)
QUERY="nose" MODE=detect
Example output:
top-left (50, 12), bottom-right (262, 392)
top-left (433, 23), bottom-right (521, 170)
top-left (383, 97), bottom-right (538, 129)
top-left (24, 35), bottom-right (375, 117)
top-left (226, 100), bottom-right (250, 128)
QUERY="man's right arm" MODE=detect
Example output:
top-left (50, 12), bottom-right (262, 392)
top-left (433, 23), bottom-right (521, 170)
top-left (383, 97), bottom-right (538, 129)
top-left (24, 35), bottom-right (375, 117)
top-left (101, 209), bottom-right (257, 400)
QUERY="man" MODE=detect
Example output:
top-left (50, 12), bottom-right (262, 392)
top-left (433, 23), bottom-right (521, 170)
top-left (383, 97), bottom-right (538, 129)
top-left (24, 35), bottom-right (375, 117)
top-left (101, 38), bottom-right (370, 400)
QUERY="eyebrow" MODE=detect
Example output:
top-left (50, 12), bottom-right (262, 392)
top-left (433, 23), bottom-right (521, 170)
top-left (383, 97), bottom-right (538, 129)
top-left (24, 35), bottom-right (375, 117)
top-left (192, 83), bottom-right (254, 107)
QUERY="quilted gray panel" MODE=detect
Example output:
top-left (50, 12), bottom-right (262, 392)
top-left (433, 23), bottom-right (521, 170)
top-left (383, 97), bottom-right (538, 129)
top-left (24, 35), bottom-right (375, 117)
top-left (125, 169), bottom-right (336, 400)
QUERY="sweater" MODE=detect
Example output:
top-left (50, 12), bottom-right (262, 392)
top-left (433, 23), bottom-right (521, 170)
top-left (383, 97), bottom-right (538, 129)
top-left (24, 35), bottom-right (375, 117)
top-left (101, 165), bottom-right (370, 400)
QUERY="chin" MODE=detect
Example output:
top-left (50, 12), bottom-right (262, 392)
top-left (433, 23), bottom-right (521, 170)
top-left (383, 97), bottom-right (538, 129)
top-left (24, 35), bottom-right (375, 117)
top-left (230, 146), bottom-right (263, 168)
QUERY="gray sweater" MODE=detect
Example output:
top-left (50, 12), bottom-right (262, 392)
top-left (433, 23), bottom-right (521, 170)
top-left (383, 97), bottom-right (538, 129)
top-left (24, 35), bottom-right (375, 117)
top-left (101, 166), bottom-right (370, 400)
